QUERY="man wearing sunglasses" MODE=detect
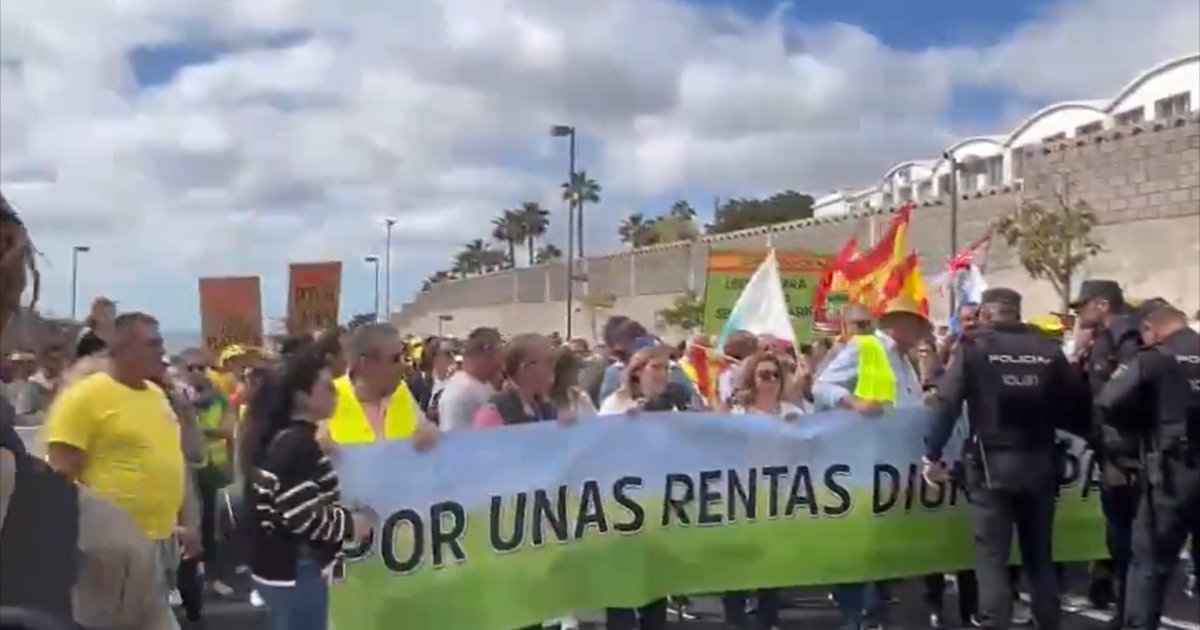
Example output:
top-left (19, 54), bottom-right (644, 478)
top-left (175, 349), bottom-right (238, 604)
top-left (326, 324), bottom-right (437, 447)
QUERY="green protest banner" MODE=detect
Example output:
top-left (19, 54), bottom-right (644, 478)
top-left (701, 251), bottom-right (842, 343)
top-left (330, 412), bottom-right (1107, 630)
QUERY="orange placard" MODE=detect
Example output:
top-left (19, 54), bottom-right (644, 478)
top-left (706, 251), bottom-right (831, 274)
top-left (287, 261), bottom-right (343, 335)
top-left (199, 277), bottom-right (264, 354)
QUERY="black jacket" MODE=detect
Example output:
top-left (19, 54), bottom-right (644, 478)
top-left (1079, 314), bottom-right (1145, 459)
top-left (250, 422), bottom-right (356, 584)
top-left (927, 322), bottom-right (1088, 458)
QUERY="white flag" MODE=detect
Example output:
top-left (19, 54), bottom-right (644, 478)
top-left (717, 249), bottom-right (796, 349)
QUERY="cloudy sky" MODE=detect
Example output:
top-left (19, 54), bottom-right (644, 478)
top-left (2, 0), bottom-right (1197, 333)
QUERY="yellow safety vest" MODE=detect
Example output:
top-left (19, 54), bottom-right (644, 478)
top-left (852, 335), bottom-right (897, 404)
top-left (329, 376), bottom-right (419, 445)
top-left (198, 400), bottom-right (231, 470)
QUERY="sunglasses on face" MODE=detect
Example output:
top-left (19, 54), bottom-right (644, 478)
top-left (756, 370), bottom-right (780, 381)
top-left (185, 364), bottom-right (207, 373)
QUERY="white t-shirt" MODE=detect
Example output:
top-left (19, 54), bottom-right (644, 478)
top-left (729, 401), bottom-right (806, 417)
top-left (567, 389), bottom-right (599, 418)
top-left (437, 372), bottom-right (496, 431)
top-left (598, 394), bottom-right (639, 415)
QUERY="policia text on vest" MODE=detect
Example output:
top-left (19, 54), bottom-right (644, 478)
top-left (925, 319), bottom-right (1090, 630)
top-left (1095, 325), bottom-right (1200, 630)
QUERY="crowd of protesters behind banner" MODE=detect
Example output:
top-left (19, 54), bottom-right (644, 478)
top-left (1, 187), bottom-right (1198, 630)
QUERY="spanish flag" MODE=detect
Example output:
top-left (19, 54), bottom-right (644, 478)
top-left (878, 253), bottom-right (931, 318)
top-left (821, 204), bottom-right (915, 314)
top-left (813, 236), bottom-right (860, 326)
top-left (681, 343), bottom-right (723, 407)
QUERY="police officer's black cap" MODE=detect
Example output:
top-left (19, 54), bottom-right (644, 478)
top-left (980, 287), bottom-right (1022, 308)
top-left (1069, 279), bottom-right (1124, 309)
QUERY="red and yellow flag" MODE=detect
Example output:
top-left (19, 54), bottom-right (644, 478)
top-left (814, 236), bottom-right (860, 327)
top-left (682, 343), bottom-right (725, 407)
top-left (815, 204), bottom-right (915, 315)
top-left (878, 253), bottom-right (931, 318)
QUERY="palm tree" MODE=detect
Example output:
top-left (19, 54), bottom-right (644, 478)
top-left (491, 210), bottom-right (525, 268)
top-left (456, 239), bottom-right (488, 276)
top-left (481, 247), bottom-right (509, 273)
top-left (517, 202), bottom-right (550, 265)
top-left (651, 216), bottom-right (698, 244)
top-left (618, 213), bottom-right (658, 248)
top-left (561, 171), bottom-right (602, 258)
top-left (670, 200), bottom-right (697, 220)
top-left (535, 244), bottom-right (563, 264)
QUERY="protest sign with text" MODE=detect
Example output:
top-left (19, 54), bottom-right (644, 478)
top-left (702, 251), bottom-right (845, 344)
top-left (331, 410), bottom-right (1106, 630)
top-left (198, 276), bottom-right (263, 354)
top-left (286, 261), bottom-right (342, 335)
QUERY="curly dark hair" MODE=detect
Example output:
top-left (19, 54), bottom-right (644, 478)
top-left (0, 191), bottom-right (41, 321)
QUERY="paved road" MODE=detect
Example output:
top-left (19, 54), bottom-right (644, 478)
top-left (190, 567), bottom-right (1197, 630)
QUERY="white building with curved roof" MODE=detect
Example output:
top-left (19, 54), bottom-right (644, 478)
top-left (813, 53), bottom-right (1200, 218)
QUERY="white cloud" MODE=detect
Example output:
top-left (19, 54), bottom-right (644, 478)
top-left (1, 0), bottom-right (1197, 327)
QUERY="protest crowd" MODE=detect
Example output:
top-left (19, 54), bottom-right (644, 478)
top-left (1, 188), bottom-right (1198, 630)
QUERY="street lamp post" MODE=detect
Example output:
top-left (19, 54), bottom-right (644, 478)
top-left (551, 124), bottom-right (577, 339)
top-left (944, 151), bottom-right (960, 316)
top-left (384, 218), bottom-right (396, 324)
top-left (70, 245), bottom-right (90, 320)
top-left (364, 255), bottom-right (381, 322)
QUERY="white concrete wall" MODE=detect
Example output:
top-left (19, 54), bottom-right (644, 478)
top-left (933, 138), bottom-right (1006, 194)
top-left (811, 53), bottom-right (1200, 213)
top-left (1108, 56), bottom-right (1200, 122)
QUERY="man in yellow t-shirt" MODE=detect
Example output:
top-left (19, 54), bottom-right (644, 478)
top-left (44, 312), bottom-right (186, 544)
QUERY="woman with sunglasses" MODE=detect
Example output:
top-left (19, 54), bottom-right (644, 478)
top-left (595, 345), bottom-right (689, 630)
top-left (472, 334), bottom-right (558, 430)
top-left (722, 349), bottom-right (802, 629)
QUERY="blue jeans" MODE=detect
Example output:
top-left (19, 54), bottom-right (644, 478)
top-left (257, 558), bottom-right (330, 630)
top-left (831, 581), bottom-right (891, 628)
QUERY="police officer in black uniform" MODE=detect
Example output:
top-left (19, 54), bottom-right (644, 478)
top-left (1094, 303), bottom-right (1200, 630)
top-left (1069, 279), bottom-right (1145, 619)
top-left (924, 288), bottom-right (1090, 630)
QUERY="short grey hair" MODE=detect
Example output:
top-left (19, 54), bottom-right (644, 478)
top-left (110, 312), bottom-right (159, 346)
top-left (346, 323), bottom-right (400, 359)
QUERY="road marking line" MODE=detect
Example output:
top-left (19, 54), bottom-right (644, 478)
top-left (1019, 592), bottom-right (1199, 630)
